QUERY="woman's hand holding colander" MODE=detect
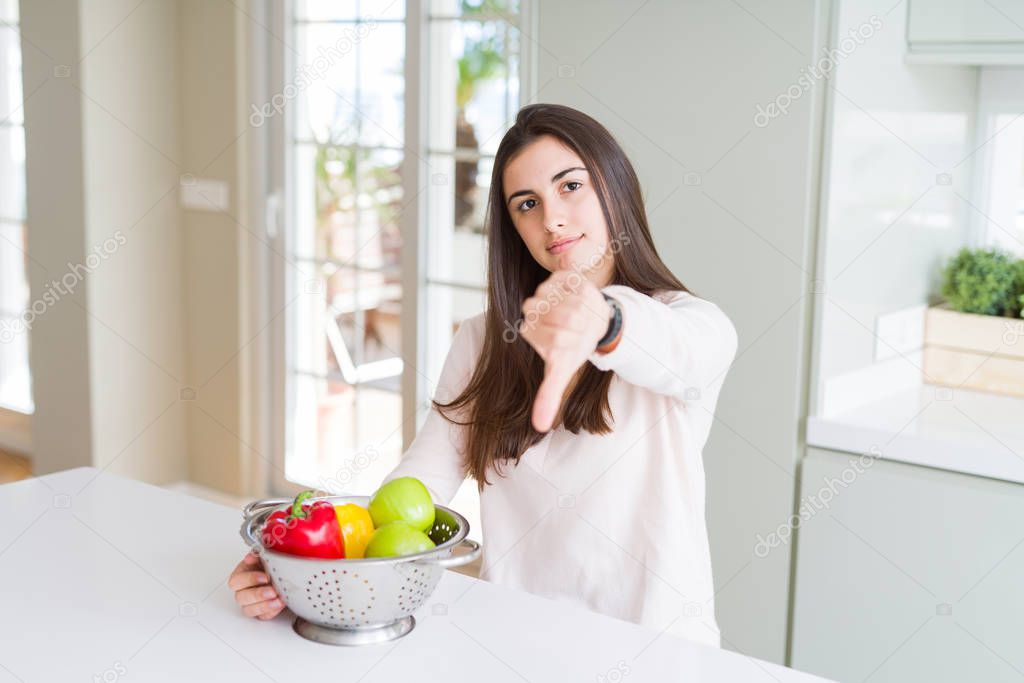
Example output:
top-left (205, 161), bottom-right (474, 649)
top-left (228, 550), bottom-right (286, 620)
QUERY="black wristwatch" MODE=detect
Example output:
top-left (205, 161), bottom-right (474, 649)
top-left (596, 293), bottom-right (623, 351)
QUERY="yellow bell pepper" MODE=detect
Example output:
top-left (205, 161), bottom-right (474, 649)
top-left (334, 503), bottom-right (375, 559)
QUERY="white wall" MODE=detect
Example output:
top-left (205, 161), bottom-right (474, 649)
top-left (21, 0), bottom-right (94, 474)
top-left (22, 0), bottom-right (266, 495)
top-left (537, 0), bottom-right (828, 663)
top-left (178, 0), bottom-right (253, 497)
top-left (22, 0), bottom-right (188, 483)
top-left (80, 0), bottom-right (187, 483)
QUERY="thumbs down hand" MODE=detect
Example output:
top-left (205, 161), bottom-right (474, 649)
top-left (518, 269), bottom-right (613, 433)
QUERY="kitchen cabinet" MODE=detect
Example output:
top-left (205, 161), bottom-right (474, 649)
top-left (791, 447), bottom-right (1024, 682)
top-left (907, 0), bottom-right (1024, 63)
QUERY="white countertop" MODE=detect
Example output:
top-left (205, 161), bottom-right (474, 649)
top-left (0, 467), bottom-right (831, 682)
top-left (808, 384), bottom-right (1024, 485)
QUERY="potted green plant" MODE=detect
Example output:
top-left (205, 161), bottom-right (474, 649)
top-left (924, 248), bottom-right (1024, 397)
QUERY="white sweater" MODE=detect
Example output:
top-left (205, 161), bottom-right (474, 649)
top-left (382, 285), bottom-right (739, 648)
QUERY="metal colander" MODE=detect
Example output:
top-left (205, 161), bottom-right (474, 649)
top-left (239, 494), bottom-right (481, 646)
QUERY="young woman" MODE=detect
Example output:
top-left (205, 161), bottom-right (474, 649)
top-left (230, 103), bottom-right (738, 649)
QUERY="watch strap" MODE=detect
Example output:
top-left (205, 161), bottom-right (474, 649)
top-left (596, 293), bottom-right (623, 354)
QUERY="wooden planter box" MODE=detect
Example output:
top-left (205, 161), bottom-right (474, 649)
top-left (923, 304), bottom-right (1024, 398)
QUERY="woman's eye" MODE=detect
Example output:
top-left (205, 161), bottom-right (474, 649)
top-left (515, 183), bottom-right (579, 212)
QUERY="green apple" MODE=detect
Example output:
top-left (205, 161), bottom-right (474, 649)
top-left (369, 477), bottom-right (435, 532)
top-left (364, 521), bottom-right (436, 558)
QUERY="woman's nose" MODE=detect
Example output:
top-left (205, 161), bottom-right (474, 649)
top-left (542, 207), bottom-right (567, 232)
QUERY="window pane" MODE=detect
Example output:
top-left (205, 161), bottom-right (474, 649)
top-left (288, 374), bottom-right (404, 494)
top-left (293, 23), bottom-right (404, 149)
top-left (293, 142), bottom-right (353, 261)
top-left (0, 0), bottom-right (16, 23)
top-left (0, 313), bottom-right (31, 413)
top-left (0, 222), bottom-right (30, 414)
top-left (429, 19), bottom-right (518, 157)
top-left (293, 143), bottom-right (403, 265)
top-left (423, 282), bottom-right (485, 390)
top-left (294, 25), bottom-right (359, 145)
top-left (0, 125), bottom-right (25, 220)
top-left (0, 221), bottom-right (26, 311)
top-left (296, 0), bottom-right (404, 22)
top-left (429, 0), bottom-right (520, 18)
top-left (327, 268), bottom-right (403, 369)
top-left (288, 265), bottom-right (404, 494)
top-left (293, 265), bottom-right (403, 375)
top-left (454, 154), bottom-right (491, 233)
top-left (0, 9), bottom-right (28, 416)
top-left (426, 153), bottom-right (489, 289)
top-left (356, 23), bottom-right (404, 147)
top-left (982, 112), bottom-right (1024, 256)
top-left (0, 26), bottom-right (23, 126)
top-left (358, 148), bottom-right (404, 269)
top-left (287, 255), bottom-right (403, 493)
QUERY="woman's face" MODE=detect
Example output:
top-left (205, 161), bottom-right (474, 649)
top-left (502, 135), bottom-right (615, 287)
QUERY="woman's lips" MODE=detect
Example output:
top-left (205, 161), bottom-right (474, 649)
top-left (547, 235), bottom-right (582, 255)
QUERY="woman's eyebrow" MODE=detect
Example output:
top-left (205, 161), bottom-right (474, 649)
top-left (506, 166), bottom-right (588, 205)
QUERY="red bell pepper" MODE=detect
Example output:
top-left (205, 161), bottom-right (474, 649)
top-left (261, 490), bottom-right (346, 559)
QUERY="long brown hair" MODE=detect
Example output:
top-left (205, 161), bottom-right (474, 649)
top-left (434, 103), bottom-right (691, 491)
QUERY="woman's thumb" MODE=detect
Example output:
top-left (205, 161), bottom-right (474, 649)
top-left (533, 360), bottom-right (573, 432)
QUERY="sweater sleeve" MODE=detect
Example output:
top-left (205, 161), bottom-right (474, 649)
top-left (378, 313), bottom-right (484, 506)
top-left (587, 285), bottom-right (739, 400)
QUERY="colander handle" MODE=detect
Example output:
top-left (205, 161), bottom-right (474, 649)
top-left (415, 538), bottom-right (482, 569)
top-left (242, 498), bottom-right (291, 521)
top-left (240, 499), bottom-right (291, 550)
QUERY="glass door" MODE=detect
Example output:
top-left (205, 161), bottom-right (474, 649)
top-left (268, 1), bottom-right (529, 536)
